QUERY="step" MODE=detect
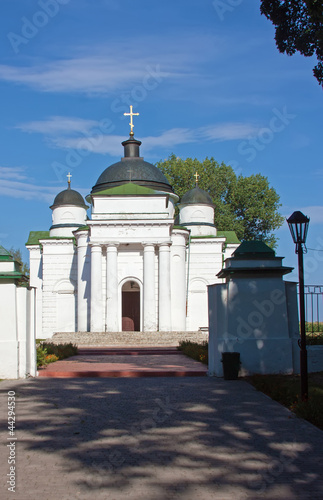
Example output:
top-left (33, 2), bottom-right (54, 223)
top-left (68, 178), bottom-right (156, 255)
top-left (38, 369), bottom-right (207, 378)
top-left (45, 331), bottom-right (208, 347)
top-left (37, 346), bottom-right (208, 378)
top-left (77, 347), bottom-right (180, 356)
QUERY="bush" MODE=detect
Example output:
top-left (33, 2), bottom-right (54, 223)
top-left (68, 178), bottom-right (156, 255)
top-left (37, 342), bottom-right (78, 368)
top-left (178, 340), bottom-right (208, 365)
top-left (307, 333), bottom-right (323, 345)
top-left (41, 342), bottom-right (78, 359)
top-left (45, 354), bottom-right (59, 364)
top-left (37, 346), bottom-right (48, 368)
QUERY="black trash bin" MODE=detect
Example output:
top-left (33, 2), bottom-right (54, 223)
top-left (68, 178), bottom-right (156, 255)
top-left (221, 352), bottom-right (240, 380)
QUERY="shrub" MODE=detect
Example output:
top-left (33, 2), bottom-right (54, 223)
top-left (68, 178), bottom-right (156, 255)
top-left (178, 340), bottom-right (208, 365)
top-left (307, 333), bottom-right (323, 345)
top-left (37, 342), bottom-right (78, 368)
top-left (37, 346), bottom-right (48, 368)
top-left (41, 342), bottom-right (78, 359)
top-left (45, 354), bottom-right (59, 364)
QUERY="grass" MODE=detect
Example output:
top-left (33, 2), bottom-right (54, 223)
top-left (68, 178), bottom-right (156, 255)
top-left (37, 342), bottom-right (78, 368)
top-left (246, 372), bottom-right (323, 431)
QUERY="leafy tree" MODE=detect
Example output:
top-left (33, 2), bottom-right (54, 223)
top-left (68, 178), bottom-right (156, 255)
top-left (9, 247), bottom-right (30, 278)
top-left (260, 0), bottom-right (323, 87)
top-left (156, 154), bottom-right (284, 248)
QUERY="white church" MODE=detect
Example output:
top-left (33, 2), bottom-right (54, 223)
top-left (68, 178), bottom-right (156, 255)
top-left (27, 111), bottom-right (240, 339)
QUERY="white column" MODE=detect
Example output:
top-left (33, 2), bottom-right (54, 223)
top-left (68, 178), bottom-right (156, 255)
top-left (171, 232), bottom-right (187, 330)
top-left (106, 244), bottom-right (119, 332)
top-left (143, 244), bottom-right (157, 331)
top-left (158, 242), bottom-right (172, 331)
top-left (77, 231), bottom-right (88, 332)
top-left (90, 244), bottom-right (103, 332)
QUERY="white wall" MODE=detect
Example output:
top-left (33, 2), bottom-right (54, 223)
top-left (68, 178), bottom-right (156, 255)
top-left (208, 278), bottom-right (299, 376)
top-left (0, 282), bottom-right (36, 379)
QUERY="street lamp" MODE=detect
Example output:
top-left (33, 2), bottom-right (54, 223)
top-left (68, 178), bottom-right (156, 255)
top-left (287, 211), bottom-right (310, 401)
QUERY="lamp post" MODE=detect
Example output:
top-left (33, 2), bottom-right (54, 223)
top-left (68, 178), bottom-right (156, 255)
top-left (287, 211), bottom-right (310, 401)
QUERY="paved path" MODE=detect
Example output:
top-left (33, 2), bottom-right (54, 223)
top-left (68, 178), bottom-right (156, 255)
top-left (38, 348), bottom-right (208, 378)
top-left (1, 376), bottom-right (323, 500)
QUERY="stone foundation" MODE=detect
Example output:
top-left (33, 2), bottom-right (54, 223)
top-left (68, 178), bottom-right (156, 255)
top-left (47, 331), bottom-right (208, 347)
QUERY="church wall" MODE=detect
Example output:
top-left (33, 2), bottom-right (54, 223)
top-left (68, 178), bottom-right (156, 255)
top-left (92, 196), bottom-right (174, 220)
top-left (27, 245), bottom-right (43, 338)
top-left (180, 204), bottom-right (214, 225)
top-left (89, 220), bottom-right (172, 243)
top-left (51, 205), bottom-right (87, 227)
top-left (171, 231), bottom-right (188, 331)
top-left (41, 240), bottom-right (77, 337)
top-left (186, 239), bottom-right (226, 331)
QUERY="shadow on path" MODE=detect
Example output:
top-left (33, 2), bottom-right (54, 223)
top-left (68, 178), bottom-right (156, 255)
top-left (1, 377), bottom-right (323, 500)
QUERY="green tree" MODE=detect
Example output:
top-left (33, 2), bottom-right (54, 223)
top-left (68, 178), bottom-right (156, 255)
top-left (9, 247), bottom-right (30, 278)
top-left (156, 154), bottom-right (284, 247)
top-left (260, 0), bottom-right (323, 87)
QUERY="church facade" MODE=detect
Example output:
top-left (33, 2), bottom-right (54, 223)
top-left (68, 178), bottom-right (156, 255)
top-left (27, 129), bottom-right (239, 338)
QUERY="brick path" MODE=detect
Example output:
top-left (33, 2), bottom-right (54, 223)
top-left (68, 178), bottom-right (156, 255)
top-left (1, 376), bottom-right (323, 500)
top-left (38, 347), bottom-right (208, 378)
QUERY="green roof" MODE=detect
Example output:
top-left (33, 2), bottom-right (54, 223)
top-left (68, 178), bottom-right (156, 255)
top-left (189, 231), bottom-right (240, 243)
top-left (26, 231), bottom-right (75, 246)
top-left (74, 225), bottom-right (89, 232)
top-left (92, 182), bottom-right (158, 196)
top-left (26, 231), bottom-right (50, 245)
top-left (233, 240), bottom-right (275, 257)
top-left (0, 245), bottom-right (13, 261)
top-left (0, 271), bottom-right (24, 280)
top-left (217, 231), bottom-right (240, 244)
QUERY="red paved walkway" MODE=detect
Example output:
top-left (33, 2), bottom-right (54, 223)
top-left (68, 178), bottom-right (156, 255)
top-left (38, 347), bottom-right (208, 378)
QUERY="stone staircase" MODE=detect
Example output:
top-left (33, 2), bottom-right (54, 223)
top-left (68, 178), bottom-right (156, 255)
top-left (46, 331), bottom-right (208, 347)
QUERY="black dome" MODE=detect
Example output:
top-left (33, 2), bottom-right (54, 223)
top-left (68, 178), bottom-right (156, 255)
top-left (180, 186), bottom-right (214, 206)
top-left (91, 137), bottom-right (173, 194)
top-left (50, 188), bottom-right (88, 209)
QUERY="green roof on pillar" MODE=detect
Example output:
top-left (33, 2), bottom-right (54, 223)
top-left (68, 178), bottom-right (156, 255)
top-left (233, 241), bottom-right (275, 257)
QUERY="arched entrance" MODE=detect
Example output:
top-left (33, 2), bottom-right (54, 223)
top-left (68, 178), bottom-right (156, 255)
top-left (122, 281), bottom-right (140, 331)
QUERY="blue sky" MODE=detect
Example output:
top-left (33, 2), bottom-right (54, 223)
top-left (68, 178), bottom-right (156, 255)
top-left (0, 0), bottom-right (322, 284)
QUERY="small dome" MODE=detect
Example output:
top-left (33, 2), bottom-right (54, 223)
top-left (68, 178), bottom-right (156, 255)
top-left (50, 187), bottom-right (88, 209)
top-left (91, 137), bottom-right (174, 195)
top-left (180, 186), bottom-right (213, 206)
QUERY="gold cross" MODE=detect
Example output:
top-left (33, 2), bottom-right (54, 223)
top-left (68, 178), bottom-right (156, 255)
top-left (67, 172), bottom-right (72, 187)
top-left (124, 105), bottom-right (139, 136)
top-left (194, 172), bottom-right (199, 184)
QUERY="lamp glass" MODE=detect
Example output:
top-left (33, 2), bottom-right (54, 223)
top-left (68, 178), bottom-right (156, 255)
top-left (287, 211), bottom-right (310, 245)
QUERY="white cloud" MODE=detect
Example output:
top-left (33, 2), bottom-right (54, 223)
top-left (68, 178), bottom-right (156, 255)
top-left (0, 166), bottom-right (27, 181)
top-left (47, 129), bottom-right (197, 156)
top-left (0, 33), bottom-right (223, 94)
top-left (17, 115), bottom-right (262, 156)
top-left (200, 123), bottom-right (259, 141)
top-left (300, 206), bottom-right (323, 225)
top-left (16, 116), bottom-right (100, 135)
top-left (0, 54), bottom-right (174, 94)
top-left (52, 135), bottom-right (126, 157)
top-left (0, 167), bottom-right (73, 202)
top-left (0, 178), bottom-right (60, 203)
top-left (143, 129), bottom-right (197, 150)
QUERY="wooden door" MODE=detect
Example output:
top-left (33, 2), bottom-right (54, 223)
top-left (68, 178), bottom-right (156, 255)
top-left (122, 291), bottom-right (140, 331)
